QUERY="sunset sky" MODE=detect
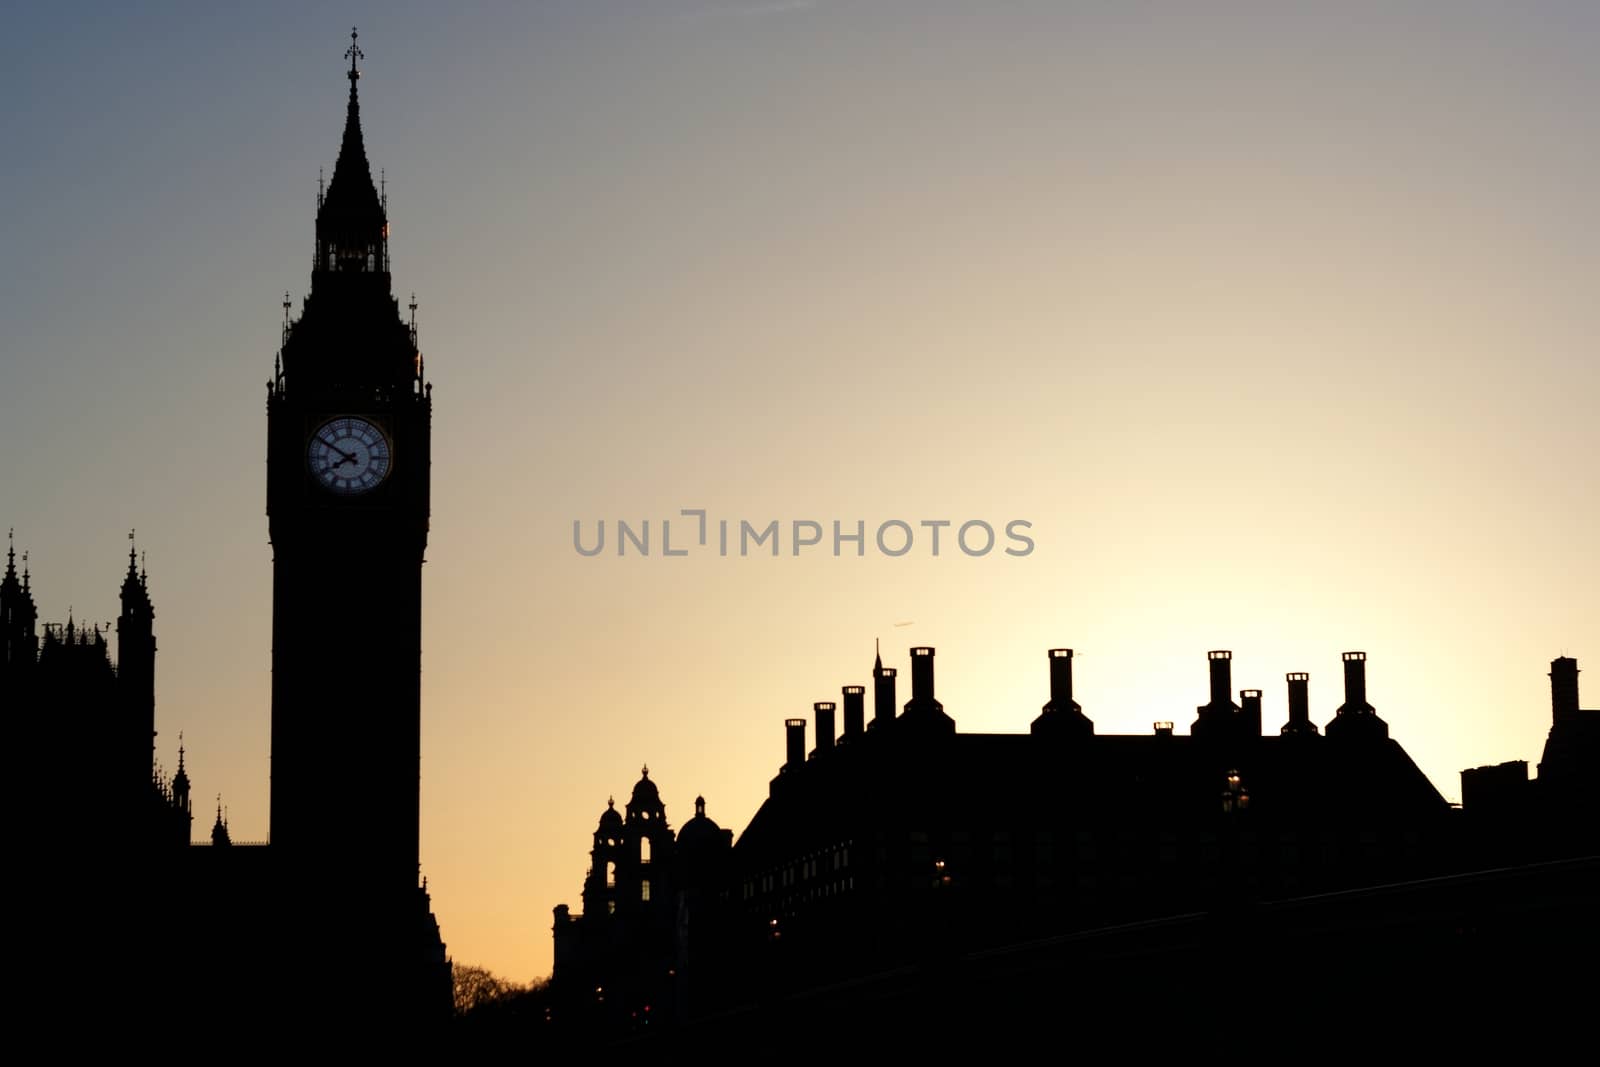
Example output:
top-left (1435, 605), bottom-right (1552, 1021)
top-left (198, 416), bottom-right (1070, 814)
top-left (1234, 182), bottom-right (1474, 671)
top-left (2, 1), bottom-right (1595, 984)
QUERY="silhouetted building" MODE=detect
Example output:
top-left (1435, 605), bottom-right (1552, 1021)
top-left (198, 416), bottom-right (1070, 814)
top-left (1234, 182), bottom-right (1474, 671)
top-left (551, 767), bottom-right (732, 1032)
top-left (7, 32), bottom-right (449, 1032)
top-left (547, 644), bottom-right (1596, 1041)
top-left (1461, 656), bottom-right (1600, 862)
top-left (723, 645), bottom-right (1451, 998)
top-left (2, 535), bottom-right (193, 855)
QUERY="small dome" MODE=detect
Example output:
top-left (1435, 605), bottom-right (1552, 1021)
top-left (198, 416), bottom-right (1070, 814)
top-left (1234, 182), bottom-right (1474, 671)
top-left (677, 795), bottom-right (725, 849)
top-left (629, 765), bottom-right (661, 809)
top-left (597, 796), bottom-right (623, 830)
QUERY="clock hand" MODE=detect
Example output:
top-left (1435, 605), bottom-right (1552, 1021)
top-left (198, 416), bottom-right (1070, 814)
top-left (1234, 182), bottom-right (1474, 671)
top-left (320, 439), bottom-right (361, 465)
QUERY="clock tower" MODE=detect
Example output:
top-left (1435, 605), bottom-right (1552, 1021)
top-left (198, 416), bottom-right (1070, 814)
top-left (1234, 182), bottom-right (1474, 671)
top-left (267, 31), bottom-right (431, 904)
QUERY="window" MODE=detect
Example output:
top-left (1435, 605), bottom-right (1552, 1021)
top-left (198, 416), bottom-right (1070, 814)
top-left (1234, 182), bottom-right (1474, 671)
top-left (641, 836), bottom-right (652, 864)
top-left (641, 879), bottom-right (651, 902)
top-left (605, 861), bottom-right (616, 889)
top-left (607, 901), bottom-right (616, 915)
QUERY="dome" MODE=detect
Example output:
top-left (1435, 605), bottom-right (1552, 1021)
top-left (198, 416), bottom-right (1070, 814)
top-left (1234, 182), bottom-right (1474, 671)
top-left (597, 797), bottom-right (623, 831)
top-left (629, 765), bottom-right (661, 809)
top-left (676, 795), bottom-right (725, 849)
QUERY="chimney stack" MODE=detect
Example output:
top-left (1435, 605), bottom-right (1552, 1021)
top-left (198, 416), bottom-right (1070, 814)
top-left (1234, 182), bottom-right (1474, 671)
top-left (872, 659), bottom-right (897, 727)
top-left (1240, 689), bottom-right (1262, 737)
top-left (1342, 652), bottom-right (1369, 710)
top-left (1032, 648), bottom-right (1093, 737)
top-left (842, 685), bottom-right (865, 737)
top-left (1281, 672), bottom-right (1317, 736)
top-left (899, 646), bottom-right (956, 733)
top-left (1208, 651), bottom-right (1233, 707)
top-left (784, 718), bottom-right (806, 770)
top-left (910, 646), bottom-right (936, 704)
top-left (1049, 648), bottom-right (1074, 709)
top-left (813, 701), bottom-right (836, 754)
top-left (1551, 658), bottom-right (1580, 723)
top-left (1328, 651), bottom-right (1386, 739)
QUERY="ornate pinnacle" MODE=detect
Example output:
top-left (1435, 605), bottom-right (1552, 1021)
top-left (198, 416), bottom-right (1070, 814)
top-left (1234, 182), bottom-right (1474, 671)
top-left (345, 27), bottom-right (364, 82)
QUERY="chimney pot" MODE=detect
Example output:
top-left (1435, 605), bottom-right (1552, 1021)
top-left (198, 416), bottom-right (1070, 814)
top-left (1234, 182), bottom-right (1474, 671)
top-left (872, 660), bottom-right (897, 726)
top-left (842, 685), bottom-right (865, 736)
top-left (784, 718), bottom-right (806, 770)
top-left (910, 646), bottom-right (936, 704)
top-left (813, 701), bottom-right (836, 754)
top-left (1207, 650), bottom-right (1233, 707)
top-left (1550, 657), bottom-right (1580, 723)
top-left (1240, 689), bottom-right (1262, 738)
top-left (1342, 651), bottom-right (1368, 709)
top-left (1048, 648), bottom-right (1074, 710)
top-left (1283, 672), bottom-right (1316, 735)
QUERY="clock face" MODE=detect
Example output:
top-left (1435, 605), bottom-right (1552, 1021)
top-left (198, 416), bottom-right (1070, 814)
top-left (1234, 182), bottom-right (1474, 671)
top-left (308, 416), bottom-right (392, 496)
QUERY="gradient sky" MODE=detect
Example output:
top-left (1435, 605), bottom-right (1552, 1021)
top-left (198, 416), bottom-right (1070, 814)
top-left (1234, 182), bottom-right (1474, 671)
top-left (2, 1), bottom-right (1595, 984)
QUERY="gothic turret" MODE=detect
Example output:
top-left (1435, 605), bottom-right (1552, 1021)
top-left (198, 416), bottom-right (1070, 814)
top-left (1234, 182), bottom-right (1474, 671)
top-left (118, 534), bottom-right (157, 792)
top-left (1, 530), bottom-right (38, 677)
top-left (211, 798), bottom-right (232, 848)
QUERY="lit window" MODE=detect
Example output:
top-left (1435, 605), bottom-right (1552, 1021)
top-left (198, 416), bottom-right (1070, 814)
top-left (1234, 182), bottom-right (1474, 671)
top-left (606, 861), bottom-right (616, 888)
top-left (641, 879), bottom-right (651, 902)
top-left (641, 836), bottom-right (652, 864)
top-left (607, 901), bottom-right (616, 915)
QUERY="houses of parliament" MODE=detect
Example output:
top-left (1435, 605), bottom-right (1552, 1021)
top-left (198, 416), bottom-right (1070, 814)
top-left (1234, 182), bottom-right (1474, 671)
top-left (3, 32), bottom-right (450, 1031)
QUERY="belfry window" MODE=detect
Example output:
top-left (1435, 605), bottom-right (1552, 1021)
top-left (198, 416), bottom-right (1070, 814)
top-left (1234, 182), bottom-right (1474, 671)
top-left (641, 879), bottom-right (651, 902)
top-left (641, 837), bottom-right (652, 864)
top-left (606, 861), bottom-right (616, 889)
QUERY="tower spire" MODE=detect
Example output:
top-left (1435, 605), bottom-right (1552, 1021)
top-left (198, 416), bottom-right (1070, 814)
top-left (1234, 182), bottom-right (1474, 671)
top-left (316, 26), bottom-right (385, 276)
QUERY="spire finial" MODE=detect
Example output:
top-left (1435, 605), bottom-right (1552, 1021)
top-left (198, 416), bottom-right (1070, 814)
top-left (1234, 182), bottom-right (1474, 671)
top-left (21, 549), bottom-right (28, 588)
top-left (641, 763), bottom-right (649, 779)
top-left (345, 27), bottom-right (363, 84)
top-left (177, 732), bottom-right (185, 771)
top-left (6, 527), bottom-right (12, 570)
top-left (874, 637), bottom-right (882, 670)
top-left (608, 795), bottom-right (615, 809)
top-left (128, 528), bottom-right (138, 571)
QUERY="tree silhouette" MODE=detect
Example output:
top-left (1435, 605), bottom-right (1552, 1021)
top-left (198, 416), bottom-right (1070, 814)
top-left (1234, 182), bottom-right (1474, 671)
top-left (452, 964), bottom-right (525, 1017)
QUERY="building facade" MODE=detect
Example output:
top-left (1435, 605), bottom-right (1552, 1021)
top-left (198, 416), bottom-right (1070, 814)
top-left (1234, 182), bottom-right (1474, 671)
top-left (548, 643), bottom-right (1596, 1040)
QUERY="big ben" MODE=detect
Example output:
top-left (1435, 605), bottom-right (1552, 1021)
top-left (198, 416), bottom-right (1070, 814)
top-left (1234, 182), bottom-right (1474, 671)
top-left (267, 31), bottom-right (431, 904)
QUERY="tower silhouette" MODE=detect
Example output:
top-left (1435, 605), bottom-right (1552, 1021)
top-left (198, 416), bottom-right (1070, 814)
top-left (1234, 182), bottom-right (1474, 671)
top-left (266, 29), bottom-right (432, 902)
